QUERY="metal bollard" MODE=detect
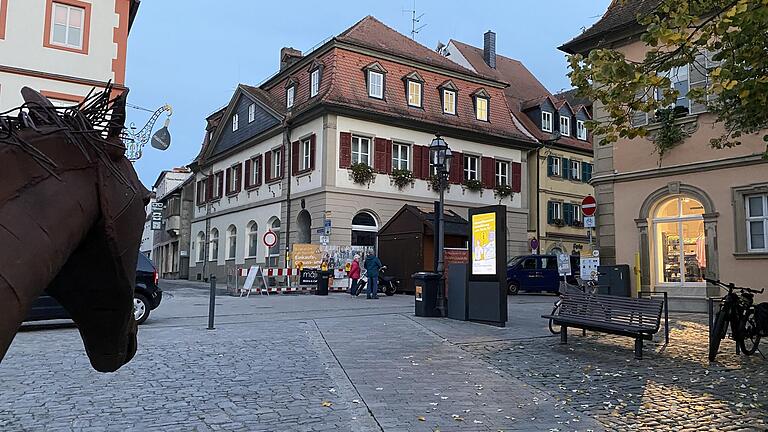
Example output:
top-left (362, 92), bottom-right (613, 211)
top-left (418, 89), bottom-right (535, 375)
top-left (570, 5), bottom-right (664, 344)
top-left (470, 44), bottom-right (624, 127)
top-left (208, 274), bottom-right (216, 330)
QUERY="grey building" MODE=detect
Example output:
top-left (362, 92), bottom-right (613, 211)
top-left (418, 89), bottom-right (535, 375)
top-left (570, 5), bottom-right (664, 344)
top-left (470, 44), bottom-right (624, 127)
top-left (151, 168), bottom-right (194, 279)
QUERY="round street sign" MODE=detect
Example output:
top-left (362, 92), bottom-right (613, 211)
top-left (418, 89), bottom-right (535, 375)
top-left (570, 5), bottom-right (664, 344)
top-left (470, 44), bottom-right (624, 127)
top-left (263, 230), bottom-right (277, 248)
top-left (582, 195), bottom-right (597, 216)
top-left (530, 237), bottom-right (539, 251)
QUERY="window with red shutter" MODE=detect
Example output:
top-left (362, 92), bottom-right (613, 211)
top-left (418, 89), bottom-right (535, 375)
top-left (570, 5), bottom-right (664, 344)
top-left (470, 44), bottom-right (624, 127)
top-left (244, 159), bottom-right (252, 188)
top-left (420, 146), bottom-right (429, 179)
top-left (196, 179), bottom-right (207, 205)
top-left (449, 151), bottom-right (463, 184)
top-left (339, 132), bottom-right (352, 168)
top-left (255, 155), bottom-right (263, 186)
top-left (309, 134), bottom-right (316, 171)
top-left (412, 145), bottom-right (423, 178)
top-left (265, 151), bottom-right (272, 182)
top-left (234, 163), bottom-right (242, 193)
top-left (373, 137), bottom-right (388, 173)
top-left (206, 175), bottom-right (213, 200)
top-left (384, 139), bottom-right (393, 173)
top-left (225, 167), bottom-right (232, 195)
top-left (481, 157), bottom-right (495, 188)
top-left (511, 161), bottom-right (522, 192)
top-left (291, 140), bottom-right (300, 175)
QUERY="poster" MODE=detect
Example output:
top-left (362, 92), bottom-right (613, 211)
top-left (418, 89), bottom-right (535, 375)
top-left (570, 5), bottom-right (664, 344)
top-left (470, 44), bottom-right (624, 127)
top-left (471, 212), bottom-right (496, 275)
top-left (291, 244), bottom-right (323, 269)
top-left (557, 253), bottom-right (572, 276)
top-left (580, 257), bottom-right (600, 281)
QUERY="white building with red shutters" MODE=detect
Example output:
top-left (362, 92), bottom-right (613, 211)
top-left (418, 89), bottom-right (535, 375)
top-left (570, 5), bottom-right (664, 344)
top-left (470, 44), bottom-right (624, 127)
top-left (187, 16), bottom-right (538, 281)
top-left (0, 0), bottom-right (139, 110)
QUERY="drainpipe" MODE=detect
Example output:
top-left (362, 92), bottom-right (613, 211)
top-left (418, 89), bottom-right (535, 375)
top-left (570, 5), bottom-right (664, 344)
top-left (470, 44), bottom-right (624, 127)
top-left (283, 123), bottom-right (292, 267)
top-left (536, 146), bottom-right (541, 253)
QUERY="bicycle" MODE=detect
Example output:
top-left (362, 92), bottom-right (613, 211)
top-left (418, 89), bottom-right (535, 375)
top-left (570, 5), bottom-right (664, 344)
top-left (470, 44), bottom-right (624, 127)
top-left (738, 292), bottom-right (768, 357)
top-left (706, 278), bottom-right (764, 362)
top-left (548, 276), bottom-right (599, 335)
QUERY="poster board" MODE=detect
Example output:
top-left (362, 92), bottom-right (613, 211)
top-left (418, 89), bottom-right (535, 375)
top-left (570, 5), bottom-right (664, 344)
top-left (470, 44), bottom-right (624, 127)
top-left (471, 212), bottom-right (497, 276)
top-left (557, 253), bottom-right (572, 276)
top-left (242, 265), bottom-right (268, 293)
top-left (292, 244), bottom-right (323, 269)
top-left (580, 257), bottom-right (600, 281)
top-left (466, 205), bottom-right (507, 327)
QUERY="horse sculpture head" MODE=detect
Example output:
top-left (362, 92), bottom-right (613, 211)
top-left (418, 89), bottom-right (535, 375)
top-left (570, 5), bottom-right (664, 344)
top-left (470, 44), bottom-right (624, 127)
top-left (0, 86), bottom-right (150, 372)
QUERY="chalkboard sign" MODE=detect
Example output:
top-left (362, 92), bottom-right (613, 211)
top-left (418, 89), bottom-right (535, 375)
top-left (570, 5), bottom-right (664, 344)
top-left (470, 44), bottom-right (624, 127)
top-left (300, 268), bottom-right (319, 286)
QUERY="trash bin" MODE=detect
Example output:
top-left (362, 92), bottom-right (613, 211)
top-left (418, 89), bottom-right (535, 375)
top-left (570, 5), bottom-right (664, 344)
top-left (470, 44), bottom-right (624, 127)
top-left (412, 272), bottom-right (441, 317)
top-left (316, 270), bottom-right (331, 296)
top-left (597, 264), bottom-right (632, 297)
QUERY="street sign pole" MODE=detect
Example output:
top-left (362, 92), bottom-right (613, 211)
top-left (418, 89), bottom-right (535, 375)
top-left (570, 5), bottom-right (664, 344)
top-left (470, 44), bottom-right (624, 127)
top-left (581, 195), bottom-right (597, 253)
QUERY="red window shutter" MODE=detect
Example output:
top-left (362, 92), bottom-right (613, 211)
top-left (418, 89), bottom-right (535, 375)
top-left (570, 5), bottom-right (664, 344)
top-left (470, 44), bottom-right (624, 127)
top-left (421, 146), bottom-right (430, 179)
top-left (511, 161), bottom-right (522, 192)
top-left (206, 176), bottom-right (213, 200)
top-left (310, 134), bottom-right (316, 171)
top-left (449, 151), bottom-right (463, 184)
top-left (281, 145), bottom-right (286, 179)
top-left (225, 168), bottom-right (232, 194)
top-left (385, 139), bottom-right (393, 173)
top-left (255, 155), bottom-right (263, 186)
top-left (265, 151), bottom-right (272, 182)
top-left (244, 159), bottom-right (252, 188)
top-left (481, 157), bottom-right (495, 188)
top-left (291, 140), bottom-right (300, 175)
top-left (339, 132), bottom-right (352, 168)
top-left (217, 172), bottom-right (224, 196)
top-left (413, 145), bottom-right (423, 178)
top-left (373, 137), bottom-right (387, 173)
top-left (235, 163), bottom-right (242, 192)
top-left (196, 181), bottom-right (204, 205)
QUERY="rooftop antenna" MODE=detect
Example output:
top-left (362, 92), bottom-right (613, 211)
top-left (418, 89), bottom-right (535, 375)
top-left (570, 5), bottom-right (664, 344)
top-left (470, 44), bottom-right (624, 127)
top-left (402, 0), bottom-right (426, 40)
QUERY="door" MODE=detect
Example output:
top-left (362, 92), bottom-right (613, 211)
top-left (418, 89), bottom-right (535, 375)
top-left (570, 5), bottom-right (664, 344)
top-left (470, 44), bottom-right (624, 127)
top-left (538, 256), bottom-right (559, 292)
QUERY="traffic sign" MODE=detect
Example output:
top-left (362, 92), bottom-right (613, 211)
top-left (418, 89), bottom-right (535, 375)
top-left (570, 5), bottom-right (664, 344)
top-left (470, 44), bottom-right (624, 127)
top-left (263, 230), bottom-right (277, 248)
top-left (319, 235), bottom-right (329, 245)
top-left (584, 215), bottom-right (595, 228)
top-left (529, 237), bottom-right (539, 252)
top-left (582, 195), bottom-right (597, 216)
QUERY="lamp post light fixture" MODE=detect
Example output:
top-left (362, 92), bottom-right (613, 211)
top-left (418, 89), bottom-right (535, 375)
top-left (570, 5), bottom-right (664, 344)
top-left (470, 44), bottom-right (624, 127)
top-left (429, 134), bottom-right (452, 317)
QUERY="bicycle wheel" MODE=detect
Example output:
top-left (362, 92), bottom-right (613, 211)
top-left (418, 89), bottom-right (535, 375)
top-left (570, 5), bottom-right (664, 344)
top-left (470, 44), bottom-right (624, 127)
top-left (709, 308), bottom-right (730, 362)
top-left (739, 310), bottom-right (762, 355)
top-left (549, 304), bottom-right (561, 335)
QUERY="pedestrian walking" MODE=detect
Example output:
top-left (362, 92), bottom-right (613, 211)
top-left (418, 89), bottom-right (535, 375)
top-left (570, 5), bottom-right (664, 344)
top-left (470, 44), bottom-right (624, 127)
top-left (363, 252), bottom-right (383, 299)
top-left (348, 255), bottom-right (361, 296)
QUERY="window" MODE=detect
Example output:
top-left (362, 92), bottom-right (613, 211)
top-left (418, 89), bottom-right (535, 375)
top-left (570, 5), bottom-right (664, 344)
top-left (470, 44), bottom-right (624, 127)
top-left (521, 257), bottom-right (537, 270)
top-left (196, 179), bottom-right (207, 205)
top-left (570, 160), bottom-right (581, 181)
top-left (541, 111), bottom-right (553, 132)
top-left (50, 2), bottom-right (85, 50)
top-left (548, 201), bottom-right (563, 224)
top-left (572, 204), bottom-right (582, 224)
top-left (272, 148), bottom-right (282, 178)
top-left (582, 163), bottom-right (593, 182)
top-left (653, 196), bottom-right (706, 285)
top-left (248, 104), bottom-right (255, 123)
top-left (248, 156), bottom-right (261, 187)
top-left (227, 165), bottom-right (240, 194)
top-left (576, 120), bottom-right (587, 140)
top-left (443, 90), bottom-right (456, 115)
top-left (310, 69), bottom-right (320, 97)
top-left (392, 142), bottom-right (409, 171)
top-left (407, 81), bottom-right (422, 107)
top-left (301, 138), bottom-right (311, 171)
top-left (286, 86), bottom-right (295, 108)
top-left (226, 226), bottom-right (237, 260)
top-left (547, 156), bottom-right (561, 177)
top-left (232, 113), bottom-right (239, 131)
top-left (208, 228), bottom-right (219, 262)
top-left (746, 194), bottom-right (768, 252)
top-left (351, 211), bottom-right (378, 247)
top-left (246, 222), bottom-right (259, 257)
top-left (475, 97), bottom-right (488, 121)
top-left (268, 218), bottom-right (281, 258)
top-left (196, 232), bottom-right (205, 262)
top-left (368, 71), bottom-right (383, 99)
top-left (464, 155), bottom-right (479, 181)
top-left (560, 116), bottom-right (571, 136)
top-left (495, 160), bottom-right (509, 186)
top-left (351, 135), bottom-right (371, 166)
top-left (213, 172), bottom-right (223, 199)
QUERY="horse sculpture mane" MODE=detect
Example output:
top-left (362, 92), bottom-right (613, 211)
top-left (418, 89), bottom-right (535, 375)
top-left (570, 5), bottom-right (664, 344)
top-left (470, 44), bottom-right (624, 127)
top-left (0, 86), bottom-right (149, 372)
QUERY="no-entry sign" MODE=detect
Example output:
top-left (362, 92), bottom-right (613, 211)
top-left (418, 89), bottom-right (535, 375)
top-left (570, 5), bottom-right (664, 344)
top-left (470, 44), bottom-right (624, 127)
top-left (582, 195), bottom-right (597, 217)
top-left (263, 230), bottom-right (277, 248)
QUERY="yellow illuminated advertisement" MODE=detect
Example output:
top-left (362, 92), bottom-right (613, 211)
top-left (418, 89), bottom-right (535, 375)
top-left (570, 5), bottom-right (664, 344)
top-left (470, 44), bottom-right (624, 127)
top-left (471, 212), bottom-right (496, 275)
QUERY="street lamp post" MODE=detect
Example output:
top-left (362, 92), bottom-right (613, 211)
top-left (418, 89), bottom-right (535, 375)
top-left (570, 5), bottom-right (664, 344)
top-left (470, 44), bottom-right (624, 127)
top-left (429, 134), bottom-right (452, 317)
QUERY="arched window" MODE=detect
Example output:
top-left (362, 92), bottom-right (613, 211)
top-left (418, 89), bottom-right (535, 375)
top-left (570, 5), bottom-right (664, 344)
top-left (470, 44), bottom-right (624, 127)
top-left (209, 228), bottom-right (219, 262)
top-left (297, 210), bottom-right (311, 244)
top-left (351, 211), bottom-right (378, 247)
top-left (268, 217), bottom-right (281, 257)
top-left (196, 232), bottom-right (205, 262)
top-left (226, 225), bottom-right (237, 260)
top-left (246, 221), bottom-right (259, 258)
top-left (653, 196), bottom-right (706, 286)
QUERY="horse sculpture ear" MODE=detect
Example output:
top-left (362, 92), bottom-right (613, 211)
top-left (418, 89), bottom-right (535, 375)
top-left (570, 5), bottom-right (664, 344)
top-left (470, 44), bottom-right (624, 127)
top-left (21, 87), bottom-right (58, 125)
top-left (21, 87), bottom-right (55, 108)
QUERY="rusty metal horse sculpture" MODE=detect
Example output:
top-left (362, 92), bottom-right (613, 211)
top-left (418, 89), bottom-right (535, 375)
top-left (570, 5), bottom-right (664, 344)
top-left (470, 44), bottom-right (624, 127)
top-left (0, 86), bottom-right (149, 372)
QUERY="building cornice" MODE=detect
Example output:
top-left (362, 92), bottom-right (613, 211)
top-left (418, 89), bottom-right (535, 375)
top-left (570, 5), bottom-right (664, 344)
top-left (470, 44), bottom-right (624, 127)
top-left (0, 64), bottom-right (127, 90)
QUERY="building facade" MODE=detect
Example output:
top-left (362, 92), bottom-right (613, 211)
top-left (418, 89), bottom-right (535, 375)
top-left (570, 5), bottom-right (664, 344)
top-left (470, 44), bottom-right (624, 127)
top-left (0, 0), bottom-right (139, 110)
top-left (151, 168), bottom-right (194, 280)
top-left (561, 0), bottom-right (768, 310)
top-left (188, 16), bottom-right (537, 282)
top-left (446, 36), bottom-right (595, 256)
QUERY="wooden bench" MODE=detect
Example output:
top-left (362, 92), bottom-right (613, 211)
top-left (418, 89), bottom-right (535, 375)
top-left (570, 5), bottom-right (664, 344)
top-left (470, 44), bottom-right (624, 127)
top-left (542, 292), bottom-right (665, 359)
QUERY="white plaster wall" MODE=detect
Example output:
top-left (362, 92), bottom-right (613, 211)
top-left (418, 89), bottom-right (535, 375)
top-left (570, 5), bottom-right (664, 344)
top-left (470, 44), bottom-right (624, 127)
top-left (0, 0), bottom-right (118, 81)
top-left (155, 172), bottom-right (191, 199)
top-left (0, 71), bottom-right (98, 112)
top-left (290, 117), bottom-right (324, 194)
top-left (335, 116), bottom-right (523, 208)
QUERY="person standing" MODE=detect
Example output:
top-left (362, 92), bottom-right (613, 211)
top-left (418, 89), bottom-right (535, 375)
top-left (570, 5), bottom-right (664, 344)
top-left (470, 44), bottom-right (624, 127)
top-left (348, 255), bottom-right (361, 296)
top-left (363, 252), bottom-right (383, 299)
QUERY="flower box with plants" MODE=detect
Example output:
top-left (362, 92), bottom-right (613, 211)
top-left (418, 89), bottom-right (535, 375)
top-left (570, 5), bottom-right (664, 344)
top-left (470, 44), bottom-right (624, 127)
top-left (428, 174), bottom-right (448, 192)
top-left (494, 184), bottom-right (514, 201)
top-left (349, 163), bottom-right (375, 186)
top-left (551, 218), bottom-right (565, 227)
top-left (390, 168), bottom-right (414, 190)
top-left (571, 220), bottom-right (584, 228)
top-left (462, 179), bottom-right (483, 193)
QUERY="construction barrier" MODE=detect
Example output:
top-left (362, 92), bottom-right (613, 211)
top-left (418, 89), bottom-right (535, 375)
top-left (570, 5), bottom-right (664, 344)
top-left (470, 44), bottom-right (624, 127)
top-left (236, 266), bottom-right (349, 297)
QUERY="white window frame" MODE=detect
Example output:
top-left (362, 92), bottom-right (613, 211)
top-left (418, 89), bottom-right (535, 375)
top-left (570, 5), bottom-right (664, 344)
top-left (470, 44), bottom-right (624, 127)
top-left (351, 135), bottom-right (371, 166)
top-left (560, 115), bottom-right (571, 136)
top-left (475, 97), bottom-right (488, 121)
top-left (268, 218), bottom-right (281, 257)
top-left (464, 155), bottom-right (479, 181)
top-left (196, 233), bottom-right (206, 262)
top-left (746, 194), bottom-right (768, 252)
top-left (392, 142), bottom-right (410, 171)
top-left (248, 103), bottom-right (255, 123)
top-left (368, 71), bottom-right (383, 99)
top-left (495, 160), bottom-right (509, 186)
top-left (408, 81), bottom-right (422, 107)
top-left (576, 119), bottom-right (587, 140)
top-left (232, 113), bottom-right (239, 131)
top-left (249, 157), bottom-right (260, 186)
top-left (542, 111), bottom-right (553, 132)
top-left (443, 90), bottom-right (456, 115)
top-left (208, 229), bottom-right (219, 262)
top-left (50, 2), bottom-right (85, 49)
top-left (272, 148), bottom-right (282, 178)
top-left (301, 138), bottom-right (311, 171)
top-left (246, 223), bottom-right (259, 258)
top-left (570, 160), bottom-right (581, 180)
top-left (226, 226), bottom-right (237, 260)
top-left (310, 69), bottom-right (320, 97)
top-left (551, 157), bottom-right (561, 176)
top-left (573, 204), bottom-right (583, 222)
top-left (286, 86), bottom-right (295, 108)
top-left (228, 166), bottom-right (239, 192)
top-left (552, 201), bottom-right (562, 220)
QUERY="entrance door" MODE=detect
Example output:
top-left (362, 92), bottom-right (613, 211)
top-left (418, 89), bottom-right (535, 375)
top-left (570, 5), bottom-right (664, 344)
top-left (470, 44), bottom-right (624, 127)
top-left (652, 196), bottom-right (706, 287)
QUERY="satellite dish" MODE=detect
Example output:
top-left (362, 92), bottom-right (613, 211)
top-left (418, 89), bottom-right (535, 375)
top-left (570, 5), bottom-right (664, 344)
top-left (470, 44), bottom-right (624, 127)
top-left (151, 126), bottom-right (171, 150)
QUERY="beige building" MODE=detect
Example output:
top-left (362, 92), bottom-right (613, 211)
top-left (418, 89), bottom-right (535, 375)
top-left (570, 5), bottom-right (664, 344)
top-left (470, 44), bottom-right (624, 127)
top-left (561, 0), bottom-right (768, 310)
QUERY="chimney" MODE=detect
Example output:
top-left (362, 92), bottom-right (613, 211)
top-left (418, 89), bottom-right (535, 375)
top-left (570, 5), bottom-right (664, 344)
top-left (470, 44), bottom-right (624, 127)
top-left (280, 47), bottom-right (303, 70)
top-left (483, 30), bottom-right (496, 69)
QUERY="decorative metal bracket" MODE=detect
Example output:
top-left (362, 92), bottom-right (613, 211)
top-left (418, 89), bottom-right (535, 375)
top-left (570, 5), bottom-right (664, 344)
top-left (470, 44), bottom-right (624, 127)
top-left (123, 104), bottom-right (173, 161)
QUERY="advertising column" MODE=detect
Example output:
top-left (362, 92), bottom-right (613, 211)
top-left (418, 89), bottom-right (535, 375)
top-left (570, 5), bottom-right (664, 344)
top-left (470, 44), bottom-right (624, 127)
top-left (467, 205), bottom-right (507, 327)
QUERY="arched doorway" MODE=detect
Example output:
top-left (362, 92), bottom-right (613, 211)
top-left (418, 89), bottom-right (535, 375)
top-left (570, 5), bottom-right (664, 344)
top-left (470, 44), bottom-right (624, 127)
top-left (297, 210), bottom-right (311, 244)
top-left (351, 211), bottom-right (378, 247)
top-left (652, 196), bottom-right (706, 286)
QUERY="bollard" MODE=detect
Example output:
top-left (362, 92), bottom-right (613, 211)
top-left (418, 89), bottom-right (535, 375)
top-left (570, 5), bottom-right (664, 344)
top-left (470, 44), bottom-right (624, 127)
top-left (208, 274), bottom-right (216, 330)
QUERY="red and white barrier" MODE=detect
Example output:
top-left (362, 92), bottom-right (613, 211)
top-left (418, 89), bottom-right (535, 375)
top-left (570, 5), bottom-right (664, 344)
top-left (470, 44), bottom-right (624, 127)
top-left (264, 268), bottom-right (300, 277)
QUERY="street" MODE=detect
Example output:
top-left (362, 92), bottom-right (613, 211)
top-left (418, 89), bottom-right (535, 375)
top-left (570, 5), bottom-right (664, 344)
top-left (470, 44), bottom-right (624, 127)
top-left (1, 281), bottom-right (766, 431)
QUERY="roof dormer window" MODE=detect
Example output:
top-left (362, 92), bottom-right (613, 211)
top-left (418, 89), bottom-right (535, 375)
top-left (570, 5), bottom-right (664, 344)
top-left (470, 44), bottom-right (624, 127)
top-left (363, 62), bottom-right (388, 100)
top-left (559, 116), bottom-right (570, 136)
top-left (472, 88), bottom-right (491, 122)
top-left (310, 69), bottom-right (320, 97)
top-left (439, 80), bottom-right (458, 115)
top-left (402, 71), bottom-right (424, 108)
top-left (577, 120), bottom-right (587, 140)
top-left (286, 86), bottom-right (295, 108)
top-left (232, 113), bottom-right (239, 132)
top-left (541, 111), bottom-right (553, 132)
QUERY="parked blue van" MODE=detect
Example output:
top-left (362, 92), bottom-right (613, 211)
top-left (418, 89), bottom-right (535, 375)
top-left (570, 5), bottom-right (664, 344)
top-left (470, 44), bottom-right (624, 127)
top-left (506, 254), bottom-right (578, 295)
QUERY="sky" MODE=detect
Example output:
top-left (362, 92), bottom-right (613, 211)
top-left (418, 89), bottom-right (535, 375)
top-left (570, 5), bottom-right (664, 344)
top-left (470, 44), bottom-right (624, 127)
top-left (125, 0), bottom-right (611, 187)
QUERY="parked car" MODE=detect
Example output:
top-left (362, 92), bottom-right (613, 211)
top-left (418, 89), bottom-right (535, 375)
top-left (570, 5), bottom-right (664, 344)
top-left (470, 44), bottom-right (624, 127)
top-left (25, 253), bottom-right (162, 325)
top-left (506, 254), bottom-right (578, 295)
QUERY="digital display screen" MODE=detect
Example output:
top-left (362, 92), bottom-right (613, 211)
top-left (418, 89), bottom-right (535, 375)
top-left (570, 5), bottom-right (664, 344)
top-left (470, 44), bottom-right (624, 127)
top-left (471, 212), bottom-right (496, 275)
